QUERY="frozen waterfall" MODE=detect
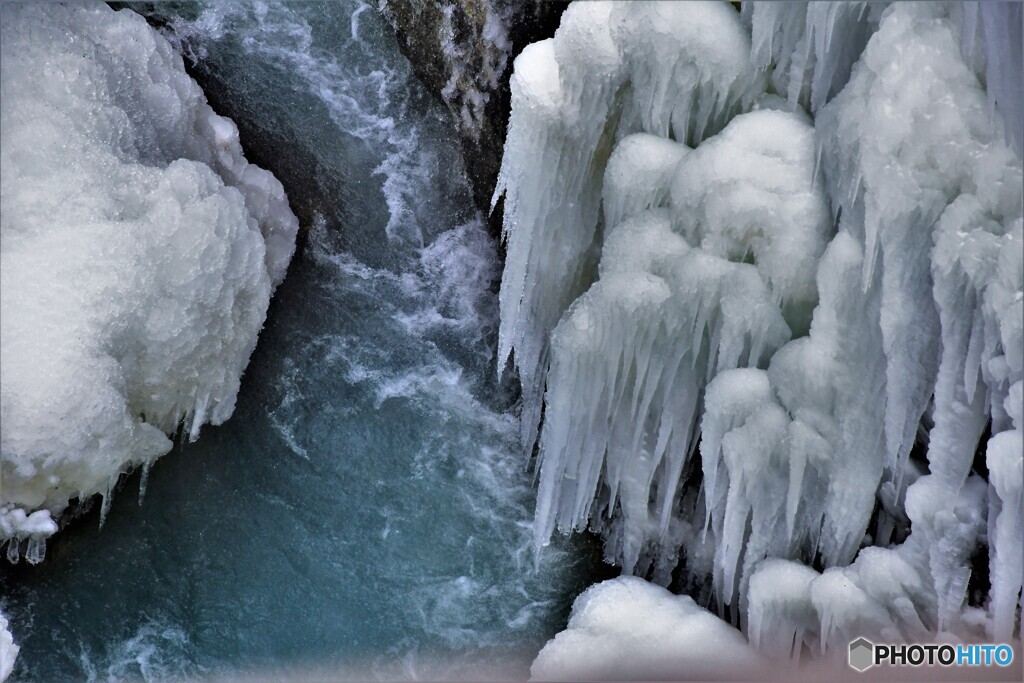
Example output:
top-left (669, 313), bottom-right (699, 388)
top-left (493, 0), bottom-right (1023, 665)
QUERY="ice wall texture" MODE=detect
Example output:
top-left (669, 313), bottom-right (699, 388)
top-left (0, 3), bottom-right (298, 561)
top-left (494, 0), bottom-right (1024, 662)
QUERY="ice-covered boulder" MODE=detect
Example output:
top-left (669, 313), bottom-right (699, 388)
top-left (0, 611), bottom-right (16, 683)
top-left (531, 576), bottom-right (762, 681)
top-left (0, 2), bottom-right (298, 561)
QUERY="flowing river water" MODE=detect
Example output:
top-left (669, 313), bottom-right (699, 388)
top-left (0, 1), bottom-right (607, 679)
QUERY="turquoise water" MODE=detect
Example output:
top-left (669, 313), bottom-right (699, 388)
top-left (0, 2), bottom-right (605, 679)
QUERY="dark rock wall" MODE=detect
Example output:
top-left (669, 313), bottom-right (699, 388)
top-left (380, 0), bottom-right (567, 235)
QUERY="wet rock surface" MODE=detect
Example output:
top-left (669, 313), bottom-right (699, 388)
top-left (381, 0), bottom-right (567, 234)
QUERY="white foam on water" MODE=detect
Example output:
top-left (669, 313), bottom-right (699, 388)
top-left (73, 620), bottom-right (197, 683)
top-left (163, 0), bottom-right (444, 245)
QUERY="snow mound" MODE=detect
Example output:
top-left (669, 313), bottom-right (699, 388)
top-left (0, 2), bottom-right (298, 560)
top-left (531, 576), bottom-right (762, 681)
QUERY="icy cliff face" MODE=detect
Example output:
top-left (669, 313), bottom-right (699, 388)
top-left (0, 2), bottom-right (298, 561)
top-left (495, 0), bottom-right (1023, 665)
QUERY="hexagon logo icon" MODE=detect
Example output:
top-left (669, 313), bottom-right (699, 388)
top-left (849, 637), bottom-right (875, 672)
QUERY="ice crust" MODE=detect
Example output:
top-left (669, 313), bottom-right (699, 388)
top-left (0, 3), bottom-right (298, 560)
top-left (530, 576), bottom-right (762, 681)
top-left (504, 0), bottom-right (1024, 663)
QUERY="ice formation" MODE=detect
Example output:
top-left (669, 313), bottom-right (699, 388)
top-left (501, 0), bottom-right (1023, 662)
top-left (0, 611), bottom-right (16, 683)
top-left (494, 0), bottom-right (765, 454)
top-left (535, 107), bottom-right (833, 578)
top-left (530, 576), bottom-right (762, 681)
top-left (702, 232), bottom-right (886, 614)
top-left (744, 1), bottom-right (884, 116)
top-left (954, 1), bottom-right (1024, 156)
top-left (0, 2), bottom-right (298, 561)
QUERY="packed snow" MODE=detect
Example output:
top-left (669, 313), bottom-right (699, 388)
top-left (0, 2), bottom-right (297, 561)
top-left (530, 576), bottom-right (762, 681)
top-left (494, 0), bottom-right (1024, 667)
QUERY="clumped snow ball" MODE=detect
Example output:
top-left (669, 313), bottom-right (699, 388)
top-left (602, 133), bottom-right (689, 235)
top-left (531, 576), bottom-right (763, 681)
top-left (0, 2), bottom-right (298, 559)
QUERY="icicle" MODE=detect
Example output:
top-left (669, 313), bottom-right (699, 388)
top-left (703, 232), bottom-right (885, 611)
top-left (747, 1), bottom-right (882, 115)
top-left (953, 2), bottom-right (1023, 156)
top-left (747, 559), bottom-right (819, 661)
top-left (5, 540), bottom-right (19, 565)
top-left (139, 460), bottom-right (153, 506)
top-left (99, 476), bottom-right (116, 529)
top-left (24, 536), bottom-right (46, 565)
top-left (0, 508), bottom-right (57, 565)
top-left (495, 1), bottom-right (764, 456)
top-left (534, 206), bottom-right (791, 574)
top-left (987, 382), bottom-right (1023, 640)
top-left (816, 2), bottom-right (1018, 485)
